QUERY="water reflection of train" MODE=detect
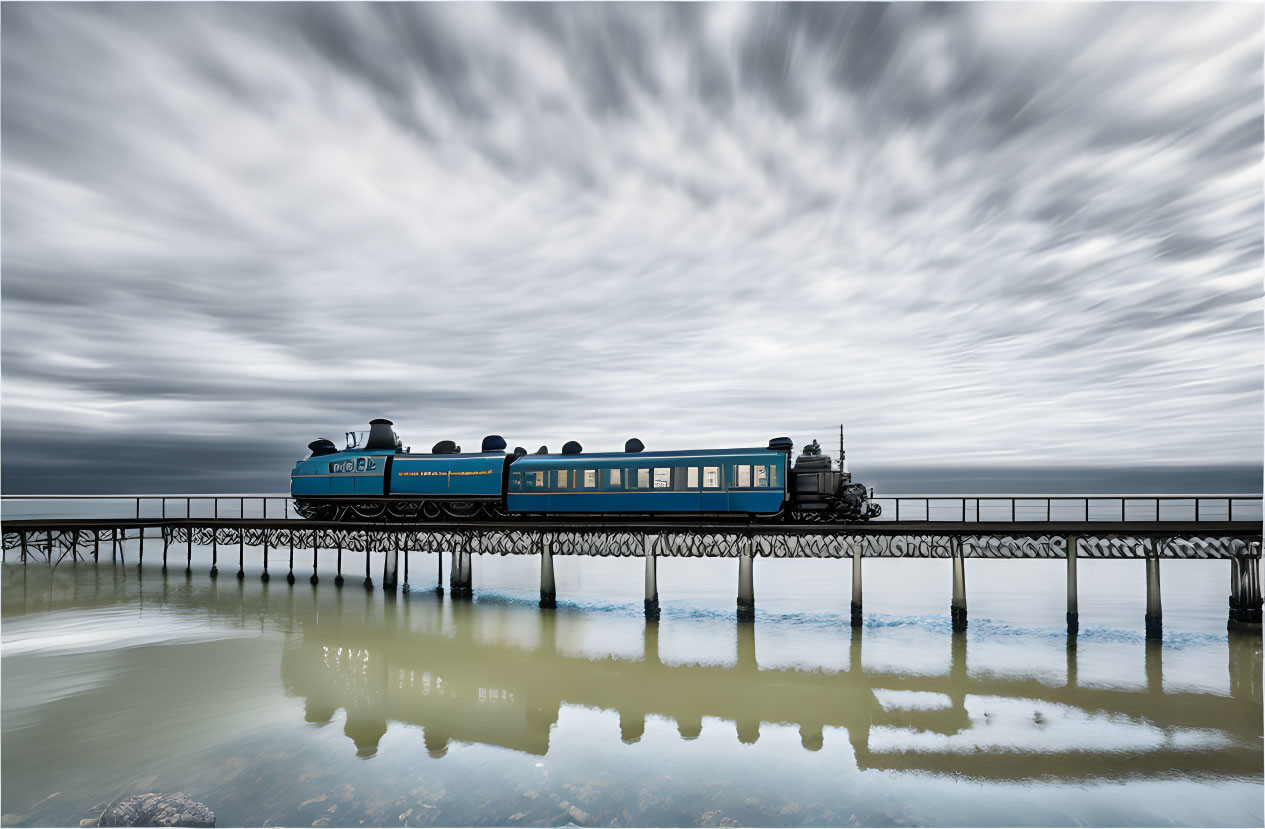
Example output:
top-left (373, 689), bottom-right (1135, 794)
top-left (290, 419), bottom-right (880, 523)
top-left (279, 597), bottom-right (1263, 779)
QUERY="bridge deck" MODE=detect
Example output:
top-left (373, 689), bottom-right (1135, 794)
top-left (3, 516), bottom-right (1260, 538)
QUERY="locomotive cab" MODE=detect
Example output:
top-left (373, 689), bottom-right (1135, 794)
top-left (789, 440), bottom-right (880, 522)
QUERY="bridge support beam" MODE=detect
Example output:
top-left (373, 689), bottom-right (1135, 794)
top-left (644, 535), bottom-right (659, 620)
top-left (1145, 542), bottom-right (1162, 640)
top-left (540, 535), bottom-right (556, 609)
top-left (951, 539), bottom-right (967, 632)
top-left (1066, 534), bottom-right (1079, 636)
top-left (850, 537), bottom-right (863, 627)
top-left (737, 540), bottom-right (755, 622)
top-left (1229, 553), bottom-right (1262, 631)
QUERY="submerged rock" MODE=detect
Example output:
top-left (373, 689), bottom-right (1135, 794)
top-left (97, 793), bottom-right (214, 827)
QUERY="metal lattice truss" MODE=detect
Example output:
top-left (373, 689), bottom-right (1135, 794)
top-left (4, 526), bottom-right (1259, 561)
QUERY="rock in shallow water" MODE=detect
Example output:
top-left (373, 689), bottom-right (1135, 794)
top-left (97, 793), bottom-right (214, 827)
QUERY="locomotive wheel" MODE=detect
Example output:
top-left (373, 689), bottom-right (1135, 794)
top-left (351, 501), bottom-right (386, 520)
top-left (294, 501), bottom-right (339, 521)
top-left (387, 502), bottom-right (421, 521)
top-left (482, 503), bottom-right (510, 520)
top-left (443, 501), bottom-right (479, 519)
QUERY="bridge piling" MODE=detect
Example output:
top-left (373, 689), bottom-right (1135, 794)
top-left (363, 545), bottom-right (372, 590)
top-left (850, 537), bottom-right (863, 627)
top-left (94, 531), bottom-right (99, 563)
top-left (644, 534), bottom-right (659, 620)
top-left (162, 532), bottom-right (169, 573)
top-left (951, 538), bottom-right (967, 632)
top-left (1145, 540), bottom-right (1162, 639)
top-left (210, 502), bottom-right (218, 577)
top-left (334, 539), bottom-right (343, 587)
top-left (450, 538), bottom-right (472, 599)
top-left (310, 536), bottom-right (319, 586)
top-left (435, 547), bottom-right (443, 595)
top-left (1067, 534), bottom-right (1079, 635)
top-left (383, 536), bottom-right (398, 592)
top-left (262, 536), bottom-right (270, 582)
top-left (236, 533), bottom-right (243, 580)
top-left (185, 531), bottom-right (192, 577)
top-left (737, 539), bottom-right (755, 622)
top-left (1229, 554), bottom-right (1262, 630)
top-left (286, 536), bottom-right (295, 585)
top-left (540, 535), bottom-right (556, 609)
top-left (402, 540), bottom-right (410, 593)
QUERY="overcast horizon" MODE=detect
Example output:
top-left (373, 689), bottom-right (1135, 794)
top-left (3, 2), bottom-right (1262, 495)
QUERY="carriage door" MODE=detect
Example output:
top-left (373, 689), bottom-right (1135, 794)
top-left (700, 465), bottom-right (726, 512)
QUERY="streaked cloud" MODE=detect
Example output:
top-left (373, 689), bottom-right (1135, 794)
top-left (2, 2), bottom-right (1260, 491)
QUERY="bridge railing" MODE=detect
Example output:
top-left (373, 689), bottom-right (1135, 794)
top-left (869, 494), bottom-right (1263, 523)
top-left (1, 493), bottom-right (1261, 523)
top-left (0, 494), bottom-right (298, 522)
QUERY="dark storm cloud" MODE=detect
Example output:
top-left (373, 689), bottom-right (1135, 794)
top-left (1, 2), bottom-right (1261, 493)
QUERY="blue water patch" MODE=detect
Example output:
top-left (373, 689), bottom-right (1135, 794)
top-left (434, 588), bottom-right (1229, 649)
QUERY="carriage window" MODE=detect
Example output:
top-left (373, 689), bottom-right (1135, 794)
top-left (557, 470), bottom-right (568, 489)
top-left (653, 468), bottom-right (671, 488)
top-left (637, 468), bottom-right (650, 488)
top-left (511, 472), bottom-right (522, 490)
top-left (687, 467), bottom-right (699, 488)
top-left (703, 466), bottom-right (720, 488)
top-left (736, 465), bottom-right (751, 487)
top-left (610, 469), bottom-right (621, 487)
top-left (532, 471), bottom-right (545, 488)
top-left (584, 469), bottom-right (596, 488)
top-left (754, 466), bottom-right (768, 487)
top-left (770, 465), bottom-right (779, 487)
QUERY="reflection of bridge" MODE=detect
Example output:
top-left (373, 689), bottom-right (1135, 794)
top-left (277, 594), bottom-right (1263, 782)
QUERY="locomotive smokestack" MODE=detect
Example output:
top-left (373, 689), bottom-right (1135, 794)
top-left (365, 418), bottom-right (397, 451)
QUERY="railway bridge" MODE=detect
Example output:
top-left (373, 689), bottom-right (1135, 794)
top-left (2, 493), bottom-right (1261, 637)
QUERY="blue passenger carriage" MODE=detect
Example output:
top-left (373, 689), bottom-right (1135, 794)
top-left (506, 446), bottom-right (788, 516)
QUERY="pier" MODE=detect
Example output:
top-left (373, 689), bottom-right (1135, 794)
top-left (3, 493), bottom-right (1261, 636)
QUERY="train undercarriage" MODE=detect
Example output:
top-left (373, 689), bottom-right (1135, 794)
top-left (293, 497), bottom-right (877, 524)
top-left (293, 498), bottom-right (509, 522)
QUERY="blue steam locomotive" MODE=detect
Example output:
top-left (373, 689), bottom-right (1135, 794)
top-left (291, 419), bottom-right (879, 523)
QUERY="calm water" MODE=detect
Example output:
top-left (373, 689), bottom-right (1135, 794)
top-left (2, 545), bottom-right (1262, 827)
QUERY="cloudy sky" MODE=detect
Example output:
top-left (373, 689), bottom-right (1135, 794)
top-left (2, 2), bottom-right (1261, 493)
